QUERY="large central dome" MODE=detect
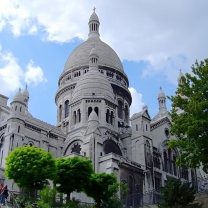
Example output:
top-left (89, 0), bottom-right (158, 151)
top-left (63, 10), bottom-right (124, 73)
top-left (64, 38), bottom-right (124, 72)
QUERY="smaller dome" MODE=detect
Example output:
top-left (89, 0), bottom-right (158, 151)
top-left (89, 110), bottom-right (99, 122)
top-left (88, 110), bottom-right (99, 127)
top-left (72, 47), bottom-right (114, 102)
top-left (23, 85), bottom-right (29, 98)
top-left (90, 46), bottom-right (98, 57)
top-left (158, 87), bottom-right (165, 98)
top-left (12, 88), bottom-right (24, 103)
top-left (89, 9), bottom-right (99, 22)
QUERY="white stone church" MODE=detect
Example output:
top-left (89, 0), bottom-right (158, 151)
top-left (0, 9), bottom-right (205, 205)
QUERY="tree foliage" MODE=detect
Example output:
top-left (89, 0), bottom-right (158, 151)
top-left (158, 178), bottom-right (201, 208)
top-left (54, 156), bottom-right (93, 202)
top-left (84, 172), bottom-right (119, 207)
top-left (5, 146), bottom-right (56, 194)
top-left (168, 59), bottom-right (208, 172)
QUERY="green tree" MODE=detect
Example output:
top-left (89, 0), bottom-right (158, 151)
top-left (158, 178), bottom-right (202, 208)
top-left (168, 59), bottom-right (208, 172)
top-left (84, 173), bottom-right (119, 208)
top-left (5, 146), bottom-right (56, 196)
top-left (54, 156), bottom-right (93, 203)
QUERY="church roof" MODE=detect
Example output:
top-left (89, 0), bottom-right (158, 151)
top-left (12, 88), bottom-right (24, 103)
top-left (63, 38), bottom-right (124, 72)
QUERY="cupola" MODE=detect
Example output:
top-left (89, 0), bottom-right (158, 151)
top-left (10, 88), bottom-right (26, 115)
top-left (88, 8), bottom-right (100, 38)
top-left (12, 88), bottom-right (24, 104)
top-left (158, 86), bottom-right (167, 111)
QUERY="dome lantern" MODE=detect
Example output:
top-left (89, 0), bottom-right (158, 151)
top-left (89, 45), bottom-right (99, 69)
top-left (88, 7), bottom-right (100, 39)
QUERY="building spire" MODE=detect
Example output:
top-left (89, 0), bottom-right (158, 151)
top-left (178, 69), bottom-right (184, 85)
top-left (88, 8), bottom-right (100, 38)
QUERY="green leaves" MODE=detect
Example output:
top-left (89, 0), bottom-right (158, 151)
top-left (5, 147), bottom-right (120, 204)
top-left (168, 59), bottom-right (208, 173)
top-left (5, 146), bottom-right (56, 192)
top-left (159, 178), bottom-right (201, 208)
top-left (84, 172), bottom-right (119, 206)
top-left (54, 156), bottom-right (93, 202)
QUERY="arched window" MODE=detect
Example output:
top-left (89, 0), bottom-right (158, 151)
top-left (73, 111), bottom-right (76, 125)
top-left (146, 141), bottom-right (151, 167)
top-left (78, 109), bottom-right (81, 122)
top-left (106, 109), bottom-right (110, 123)
top-left (110, 111), bottom-right (113, 125)
top-left (95, 107), bottom-right (99, 117)
top-left (88, 107), bottom-right (92, 117)
top-left (153, 157), bottom-right (156, 167)
top-left (118, 100), bottom-right (123, 119)
top-left (164, 151), bottom-right (168, 172)
top-left (128, 175), bottom-right (134, 207)
top-left (129, 175), bottom-right (133, 195)
top-left (18, 126), bottom-right (20, 133)
top-left (173, 156), bottom-right (177, 176)
top-left (65, 100), bottom-right (69, 118)
top-left (168, 149), bottom-right (172, 174)
top-left (125, 105), bottom-right (128, 122)
top-left (157, 158), bottom-right (161, 169)
top-left (136, 124), bottom-right (138, 131)
top-left (59, 105), bottom-right (62, 122)
top-left (103, 140), bottom-right (122, 156)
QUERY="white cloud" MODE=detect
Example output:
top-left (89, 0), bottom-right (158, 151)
top-left (25, 60), bottom-right (47, 85)
top-left (0, 49), bottom-right (24, 95)
top-left (0, 0), bottom-right (207, 84)
top-left (0, 45), bottom-right (47, 96)
top-left (129, 87), bottom-right (144, 117)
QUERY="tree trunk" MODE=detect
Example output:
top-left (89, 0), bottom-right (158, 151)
top-left (30, 185), bottom-right (36, 198)
top-left (66, 192), bottom-right (71, 203)
top-left (60, 193), bottom-right (63, 204)
top-left (97, 199), bottom-right (101, 208)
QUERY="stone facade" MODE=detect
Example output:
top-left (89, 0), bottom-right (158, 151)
top-left (0, 9), bottom-right (206, 206)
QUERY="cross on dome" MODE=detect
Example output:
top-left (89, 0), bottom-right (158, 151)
top-left (93, 7), bottom-right (96, 12)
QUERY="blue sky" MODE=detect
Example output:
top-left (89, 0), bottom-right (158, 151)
top-left (0, 0), bottom-right (207, 125)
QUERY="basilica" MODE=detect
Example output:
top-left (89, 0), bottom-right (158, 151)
top-left (0, 9), bottom-right (205, 205)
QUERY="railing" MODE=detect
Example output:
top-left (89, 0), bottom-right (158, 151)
top-left (123, 178), bottom-right (208, 208)
top-left (123, 190), bottom-right (161, 208)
